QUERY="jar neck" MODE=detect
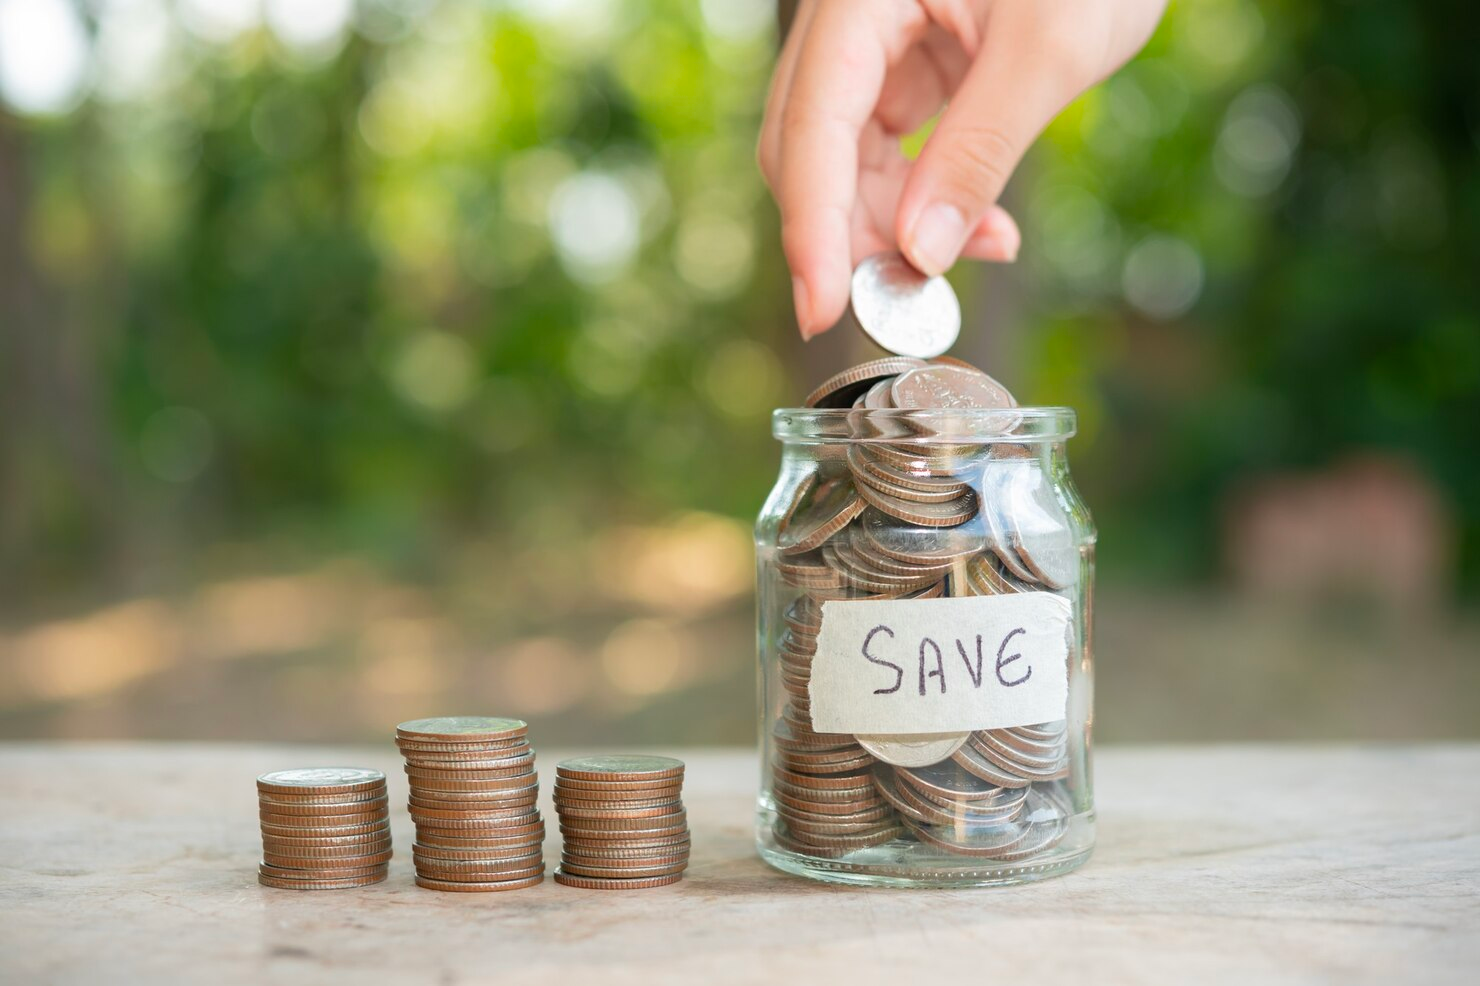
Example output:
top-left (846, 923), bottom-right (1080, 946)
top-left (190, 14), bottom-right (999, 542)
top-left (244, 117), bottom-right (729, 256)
top-left (771, 407), bottom-right (1076, 444)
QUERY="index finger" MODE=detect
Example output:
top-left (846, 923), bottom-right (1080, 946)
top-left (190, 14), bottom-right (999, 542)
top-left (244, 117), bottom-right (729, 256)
top-left (775, 2), bottom-right (914, 337)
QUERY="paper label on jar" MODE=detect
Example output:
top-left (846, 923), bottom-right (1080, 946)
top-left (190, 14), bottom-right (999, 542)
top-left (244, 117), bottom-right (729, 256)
top-left (808, 593), bottom-right (1072, 734)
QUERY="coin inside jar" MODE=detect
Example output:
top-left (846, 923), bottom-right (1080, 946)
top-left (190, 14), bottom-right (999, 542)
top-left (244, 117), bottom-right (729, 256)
top-left (856, 732), bottom-right (969, 767)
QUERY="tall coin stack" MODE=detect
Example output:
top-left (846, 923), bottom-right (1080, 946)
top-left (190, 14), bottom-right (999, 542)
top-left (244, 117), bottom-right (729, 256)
top-left (395, 716), bottom-right (546, 893)
top-left (552, 755), bottom-right (690, 889)
top-left (256, 768), bottom-right (391, 890)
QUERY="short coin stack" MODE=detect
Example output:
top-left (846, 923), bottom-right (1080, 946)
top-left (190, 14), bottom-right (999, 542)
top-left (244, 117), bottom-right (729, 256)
top-left (553, 755), bottom-right (690, 889)
top-left (396, 716), bottom-right (546, 892)
top-left (256, 768), bottom-right (391, 890)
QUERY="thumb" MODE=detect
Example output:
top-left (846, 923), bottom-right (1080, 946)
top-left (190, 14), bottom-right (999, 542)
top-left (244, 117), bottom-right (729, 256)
top-left (896, 22), bottom-right (1084, 276)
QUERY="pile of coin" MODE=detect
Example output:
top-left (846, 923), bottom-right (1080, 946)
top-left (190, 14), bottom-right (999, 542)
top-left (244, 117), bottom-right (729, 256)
top-left (552, 755), bottom-right (690, 889)
top-left (770, 350), bottom-right (1078, 861)
top-left (256, 768), bottom-right (391, 890)
top-left (396, 716), bottom-right (546, 892)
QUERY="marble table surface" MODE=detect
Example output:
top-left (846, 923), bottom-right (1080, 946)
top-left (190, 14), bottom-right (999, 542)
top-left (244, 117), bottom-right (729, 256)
top-left (1, 743), bottom-right (1476, 984)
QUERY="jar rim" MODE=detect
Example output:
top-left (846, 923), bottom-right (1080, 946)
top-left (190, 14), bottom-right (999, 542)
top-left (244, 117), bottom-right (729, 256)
top-left (771, 406), bottom-right (1076, 443)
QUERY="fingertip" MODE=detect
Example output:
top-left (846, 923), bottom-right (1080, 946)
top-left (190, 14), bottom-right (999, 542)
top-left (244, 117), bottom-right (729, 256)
top-left (793, 276), bottom-right (818, 339)
top-left (983, 205), bottom-right (1021, 261)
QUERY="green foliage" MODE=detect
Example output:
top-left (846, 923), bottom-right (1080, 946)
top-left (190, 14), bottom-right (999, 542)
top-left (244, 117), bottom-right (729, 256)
top-left (2, 0), bottom-right (1475, 604)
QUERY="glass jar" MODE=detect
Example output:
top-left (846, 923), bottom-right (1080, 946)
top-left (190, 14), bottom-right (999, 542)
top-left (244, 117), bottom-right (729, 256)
top-left (754, 405), bottom-right (1095, 887)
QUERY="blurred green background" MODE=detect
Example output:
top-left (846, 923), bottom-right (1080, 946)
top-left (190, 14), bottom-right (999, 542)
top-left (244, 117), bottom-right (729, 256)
top-left (1, 0), bottom-right (1476, 745)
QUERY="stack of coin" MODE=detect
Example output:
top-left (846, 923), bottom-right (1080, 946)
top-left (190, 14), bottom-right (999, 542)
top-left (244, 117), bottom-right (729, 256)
top-left (552, 755), bottom-right (690, 889)
top-left (769, 349), bottom-right (1079, 860)
top-left (256, 768), bottom-right (391, 890)
top-left (395, 717), bottom-right (545, 892)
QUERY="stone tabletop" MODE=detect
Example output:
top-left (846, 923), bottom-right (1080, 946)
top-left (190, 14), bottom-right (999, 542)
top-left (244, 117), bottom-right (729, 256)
top-left (1, 743), bottom-right (1476, 984)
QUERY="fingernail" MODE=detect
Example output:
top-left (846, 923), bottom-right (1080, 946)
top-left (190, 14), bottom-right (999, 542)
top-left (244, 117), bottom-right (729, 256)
top-left (792, 276), bottom-right (812, 339)
top-left (986, 209), bottom-right (1021, 262)
top-left (905, 203), bottom-right (969, 276)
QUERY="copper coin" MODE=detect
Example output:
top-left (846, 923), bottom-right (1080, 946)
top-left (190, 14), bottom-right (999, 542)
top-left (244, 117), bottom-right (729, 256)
top-left (259, 808), bottom-right (387, 828)
top-left (902, 816), bottom-right (1028, 858)
top-left (560, 831), bottom-right (691, 851)
top-left (413, 840), bottom-right (544, 860)
top-left (399, 744), bottom-right (532, 763)
top-left (558, 859), bottom-right (687, 880)
top-left (416, 834), bottom-right (545, 851)
top-left (772, 774), bottom-right (879, 802)
top-left (408, 782), bottom-right (537, 802)
top-left (556, 811), bottom-right (689, 834)
top-left (966, 553), bottom-right (1017, 595)
top-left (783, 600), bottom-right (823, 634)
top-left (407, 773), bottom-right (536, 793)
top-left (848, 448), bottom-right (971, 506)
top-left (403, 758), bottom-right (536, 781)
top-left (550, 775), bottom-right (684, 795)
top-left (407, 802), bottom-right (542, 822)
top-left (855, 478), bottom-right (977, 528)
top-left (259, 830), bottom-right (391, 849)
top-left (409, 813), bottom-right (542, 832)
top-left (411, 846), bottom-right (541, 867)
top-left (900, 760), bottom-right (1010, 801)
top-left (553, 781), bottom-right (683, 799)
top-left (552, 870), bottom-right (683, 890)
top-left (415, 855), bottom-right (544, 877)
top-left (258, 787), bottom-right (387, 805)
top-left (779, 796), bottom-right (893, 824)
top-left (555, 755), bottom-right (684, 783)
top-left (259, 861), bottom-right (388, 881)
top-left (408, 782), bottom-right (538, 800)
top-left (773, 767), bottom-right (875, 791)
top-left (849, 445), bottom-right (971, 496)
top-left (771, 720), bottom-right (854, 753)
top-left (256, 795), bottom-right (389, 816)
top-left (554, 803), bottom-right (684, 821)
top-left (411, 815), bottom-right (543, 834)
top-left (407, 793), bottom-right (538, 811)
top-left (773, 792), bottom-right (884, 820)
top-left (775, 746), bottom-right (876, 769)
top-left (396, 716), bottom-right (528, 742)
top-left (256, 768), bottom-right (386, 796)
top-left (777, 820), bottom-right (902, 851)
top-left (557, 809), bottom-right (685, 830)
top-left (258, 819), bottom-right (390, 838)
top-left (824, 537), bottom-right (943, 588)
top-left (781, 813), bottom-right (899, 837)
top-left (414, 872), bottom-right (545, 893)
top-left (776, 477), bottom-right (866, 556)
top-left (559, 847), bottom-right (690, 867)
top-left (860, 507), bottom-right (986, 564)
top-left (951, 743), bottom-right (1032, 788)
top-left (551, 795), bottom-right (681, 813)
top-left (261, 836), bottom-right (392, 855)
top-left (259, 871), bottom-right (388, 890)
top-left (770, 826), bottom-right (853, 859)
top-left (262, 848), bottom-right (393, 868)
top-left (972, 731), bottom-right (1065, 772)
top-left (803, 356), bottom-right (926, 409)
top-left (395, 737), bottom-right (531, 754)
top-left (776, 752), bottom-right (875, 775)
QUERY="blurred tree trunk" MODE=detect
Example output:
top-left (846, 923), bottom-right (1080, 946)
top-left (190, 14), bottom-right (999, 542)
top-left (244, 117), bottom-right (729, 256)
top-left (0, 114), bottom-right (119, 602)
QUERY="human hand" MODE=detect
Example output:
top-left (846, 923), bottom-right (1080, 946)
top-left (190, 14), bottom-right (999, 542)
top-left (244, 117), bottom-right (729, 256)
top-left (758, 0), bottom-right (1168, 338)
